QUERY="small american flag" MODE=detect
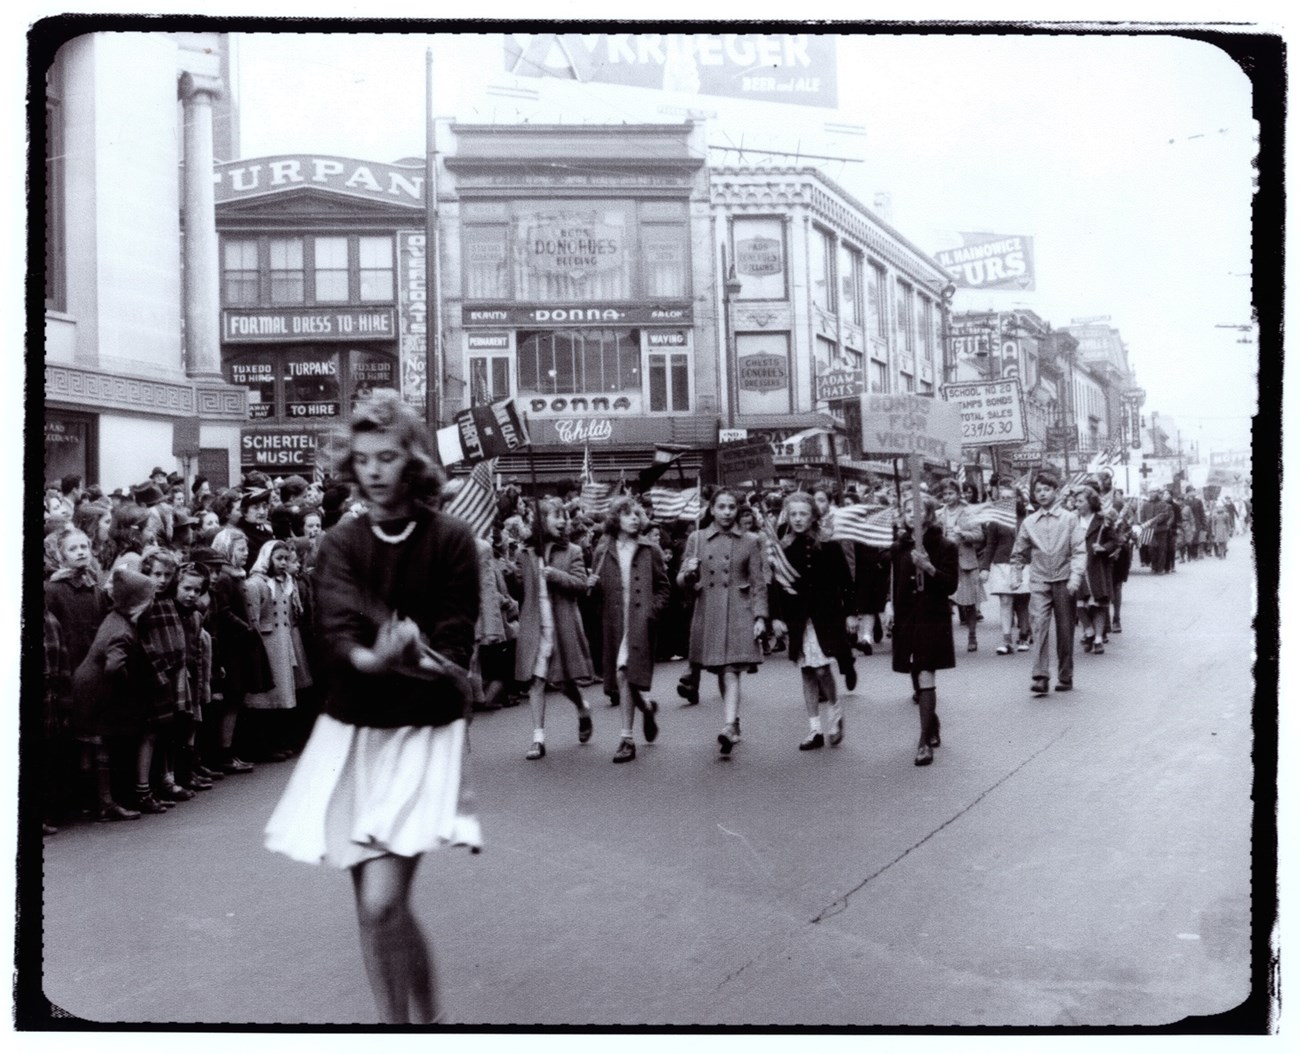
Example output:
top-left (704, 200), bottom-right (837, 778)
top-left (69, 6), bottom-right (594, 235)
top-left (579, 481), bottom-right (613, 517)
top-left (646, 485), bottom-right (701, 522)
top-left (973, 497), bottom-right (1019, 532)
top-left (753, 504), bottom-right (799, 594)
top-left (829, 504), bottom-right (896, 548)
top-left (444, 458), bottom-right (498, 539)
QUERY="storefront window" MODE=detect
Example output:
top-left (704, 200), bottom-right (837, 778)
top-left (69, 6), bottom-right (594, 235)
top-left (314, 236), bottom-right (349, 302)
top-left (464, 225), bottom-right (510, 300)
top-left (468, 355), bottom-right (511, 406)
top-left (283, 349), bottom-right (341, 420)
top-left (45, 412), bottom-right (94, 485)
top-left (733, 217), bottom-right (786, 300)
top-left (349, 349), bottom-right (396, 411)
top-left (229, 353), bottom-right (277, 419)
top-left (223, 239), bottom-right (260, 305)
top-left (269, 237), bottom-right (304, 304)
top-left (359, 235), bottom-right (394, 302)
top-left (648, 351), bottom-right (690, 412)
top-left (517, 328), bottom-right (640, 396)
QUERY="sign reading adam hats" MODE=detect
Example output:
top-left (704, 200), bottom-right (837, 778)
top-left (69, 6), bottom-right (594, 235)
top-left (935, 232), bottom-right (1036, 291)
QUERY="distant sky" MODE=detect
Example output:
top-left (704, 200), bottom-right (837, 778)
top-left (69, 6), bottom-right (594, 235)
top-left (232, 29), bottom-right (1259, 456)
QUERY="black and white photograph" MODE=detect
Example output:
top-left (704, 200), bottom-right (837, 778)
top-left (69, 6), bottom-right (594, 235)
top-left (15, 7), bottom-right (1283, 1038)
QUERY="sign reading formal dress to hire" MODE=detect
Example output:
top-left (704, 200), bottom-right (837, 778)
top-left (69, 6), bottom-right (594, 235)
top-left (857, 393), bottom-right (963, 463)
top-left (940, 379), bottom-right (1027, 446)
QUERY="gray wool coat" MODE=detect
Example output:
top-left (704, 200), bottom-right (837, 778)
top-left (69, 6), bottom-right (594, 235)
top-left (677, 523), bottom-right (769, 670)
top-left (513, 542), bottom-right (594, 684)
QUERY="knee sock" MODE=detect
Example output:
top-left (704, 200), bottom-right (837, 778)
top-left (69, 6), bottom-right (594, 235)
top-left (561, 682), bottom-right (586, 710)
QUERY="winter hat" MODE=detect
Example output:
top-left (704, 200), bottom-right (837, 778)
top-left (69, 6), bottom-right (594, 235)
top-left (240, 488), bottom-right (272, 511)
top-left (109, 567), bottom-right (156, 614)
top-left (132, 481), bottom-right (165, 507)
top-left (187, 545), bottom-right (224, 570)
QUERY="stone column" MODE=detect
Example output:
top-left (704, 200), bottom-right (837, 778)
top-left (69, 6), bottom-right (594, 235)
top-left (179, 71), bottom-right (224, 379)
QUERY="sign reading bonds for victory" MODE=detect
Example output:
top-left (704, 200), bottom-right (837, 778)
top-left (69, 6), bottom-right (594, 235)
top-left (717, 439), bottom-right (776, 484)
top-left (935, 233), bottom-right (1036, 291)
top-left (504, 33), bottom-right (838, 108)
top-left (858, 393), bottom-right (963, 463)
top-left (940, 379), bottom-right (1027, 446)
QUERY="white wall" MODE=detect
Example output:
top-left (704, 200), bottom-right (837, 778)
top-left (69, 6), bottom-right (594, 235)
top-left (97, 415), bottom-right (178, 490)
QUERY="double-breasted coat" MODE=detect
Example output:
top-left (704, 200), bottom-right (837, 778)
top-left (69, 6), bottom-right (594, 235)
top-left (889, 524), bottom-right (959, 674)
top-left (513, 542), bottom-right (595, 684)
top-left (592, 536), bottom-right (670, 692)
top-left (678, 523), bottom-right (769, 670)
top-left (1076, 512), bottom-right (1117, 604)
top-left (771, 531), bottom-right (854, 665)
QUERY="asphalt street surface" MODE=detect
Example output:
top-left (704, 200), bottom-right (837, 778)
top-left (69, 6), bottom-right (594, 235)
top-left (39, 540), bottom-right (1259, 1028)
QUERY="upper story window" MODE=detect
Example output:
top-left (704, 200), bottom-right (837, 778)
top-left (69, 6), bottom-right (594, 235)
top-left (896, 279), bottom-right (915, 354)
top-left (222, 234), bottom-right (397, 307)
top-left (868, 261), bottom-right (887, 339)
top-left (811, 226), bottom-right (835, 313)
top-left (919, 297), bottom-right (935, 365)
top-left (839, 243), bottom-right (863, 327)
top-left (45, 65), bottom-right (65, 312)
top-left (732, 216), bottom-right (786, 301)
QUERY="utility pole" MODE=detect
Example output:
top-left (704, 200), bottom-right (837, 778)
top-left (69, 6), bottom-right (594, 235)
top-left (424, 48), bottom-right (441, 430)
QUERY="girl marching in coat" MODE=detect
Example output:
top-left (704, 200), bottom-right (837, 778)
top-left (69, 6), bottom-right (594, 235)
top-left (1074, 487), bottom-right (1117, 655)
top-left (588, 497), bottom-right (671, 763)
top-left (676, 488), bottom-right (769, 756)
top-left (514, 497), bottom-right (596, 760)
top-left (769, 492), bottom-right (856, 751)
top-left (889, 494), bottom-right (959, 767)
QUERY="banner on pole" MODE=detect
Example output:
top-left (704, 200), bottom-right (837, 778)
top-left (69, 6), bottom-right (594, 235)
top-left (717, 439), bottom-right (776, 484)
top-left (858, 393), bottom-right (963, 464)
top-left (940, 378), bottom-right (1027, 446)
top-left (440, 398), bottom-right (531, 465)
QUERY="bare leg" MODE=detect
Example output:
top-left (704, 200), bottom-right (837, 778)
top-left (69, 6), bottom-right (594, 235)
top-left (528, 676), bottom-right (547, 737)
top-left (350, 854), bottom-right (438, 1024)
top-left (617, 669), bottom-right (637, 737)
top-left (720, 670), bottom-right (741, 728)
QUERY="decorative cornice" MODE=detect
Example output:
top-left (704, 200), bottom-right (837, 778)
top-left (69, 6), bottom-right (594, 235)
top-left (46, 365), bottom-right (247, 420)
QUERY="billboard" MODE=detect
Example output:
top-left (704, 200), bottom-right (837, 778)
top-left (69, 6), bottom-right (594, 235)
top-left (503, 33), bottom-right (837, 108)
top-left (935, 233), bottom-right (1036, 291)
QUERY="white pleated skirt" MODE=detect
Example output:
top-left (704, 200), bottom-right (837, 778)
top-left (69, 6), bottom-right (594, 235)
top-left (264, 713), bottom-right (482, 870)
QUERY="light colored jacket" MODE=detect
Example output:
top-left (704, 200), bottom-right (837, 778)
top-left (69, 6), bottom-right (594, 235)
top-left (1009, 503), bottom-right (1086, 589)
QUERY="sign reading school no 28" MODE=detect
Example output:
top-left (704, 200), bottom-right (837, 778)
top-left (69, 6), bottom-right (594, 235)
top-left (940, 379), bottom-right (1026, 446)
top-left (858, 393), bottom-right (963, 463)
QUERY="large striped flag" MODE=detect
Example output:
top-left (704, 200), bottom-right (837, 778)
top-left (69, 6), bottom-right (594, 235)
top-left (752, 505), bottom-right (799, 594)
top-left (646, 485), bottom-right (700, 522)
top-left (1136, 517), bottom-right (1159, 547)
top-left (579, 480), bottom-right (613, 517)
top-left (971, 497), bottom-right (1019, 532)
top-left (444, 458), bottom-right (498, 539)
top-left (829, 503), bottom-right (897, 548)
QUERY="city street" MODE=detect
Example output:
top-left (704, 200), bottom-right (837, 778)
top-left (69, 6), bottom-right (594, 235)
top-left (40, 541), bottom-right (1258, 1028)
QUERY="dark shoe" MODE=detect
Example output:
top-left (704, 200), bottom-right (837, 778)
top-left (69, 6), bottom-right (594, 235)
top-left (1017, 640), bottom-right (1030, 652)
top-left (96, 802), bottom-right (141, 822)
top-left (853, 640), bottom-right (873, 656)
top-left (42, 823), bottom-right (59, 836)
top-left (268, 749), bottom-right (295, 762)
top-left (799, 732), bottom-right (825, 751)
top-left (717, 723), bottom-right (739, 755)
top-left (843, 663), bottom-right (857, 691)
top-left (1054, 682), bottom-right (1073, 692)
top-left (676, 681), bottom-right (699, 706)
top-left (135, 794), bottom-right (168, 814)
top-left (873, 618), bottom-right (884, 644)
top-left (1031, 677), bottom-right (1050, 697)
top-left (1081, 637), bottom-right (1094, 653)
top-left (1112, 619), bottom-right (1123, 633)
top-left (612, 739), bottom-right (636, 763)
top-left (577, 706), bottom-right (594, 744)
top-left (642, 700), bottom-right (659, 743)
top-left (194, 763), bottom-right (224, 781)
top-left (222, 757), bottom-right (254, 774)
top-left (525, 741), bottom-right (545, 760)
top-left (828, 712), bottom-right (844, 746)
top-left (1092, 643), bottom-right (1105, 655)
top-left (967, 639), bottom-right (978, 652)
top-left (996, 643), bottom-right (1012, 655)
top-left (914, 742), bottom-right (934, 766)
top-left (158, 783), bottom-right (194, 802)
top-left (912, 691), bottom-right (920, 704)
top-left (182, 775), bottom-right (213, 791)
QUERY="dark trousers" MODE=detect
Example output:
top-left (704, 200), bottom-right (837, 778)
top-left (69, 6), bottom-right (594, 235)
top-left (1029, 581), bottom-right (1076, 684)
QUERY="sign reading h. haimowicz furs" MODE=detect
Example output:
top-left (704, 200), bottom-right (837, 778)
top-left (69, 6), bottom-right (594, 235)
top-left (936, 233), bottom-right (1036, 291)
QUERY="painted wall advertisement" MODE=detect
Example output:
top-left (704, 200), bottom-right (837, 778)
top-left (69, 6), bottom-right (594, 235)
top-left (397, 231), bottom-right (428, 409)
top-left (736, 334), bottom-right (791, 415)
top-left (525, 214), bottom-right (624, 277)
top-left (504, 33), bottom-right (837, 108)
top-left (935, 233), bottom-right (1036, 291)
top-left (940, 379), bottom-right (1027, 446)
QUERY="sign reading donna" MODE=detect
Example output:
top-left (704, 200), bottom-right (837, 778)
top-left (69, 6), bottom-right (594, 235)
top-left (935, 233), bottom-right (1036, 291)
top-left (504, 33), bottom-right (837, 108)
top-left (213, 156), bottom-right (424, 207)
top-left (858, 393), bottom-right (963, 463)
top-left (940, 379), bottom-right (1027, 446)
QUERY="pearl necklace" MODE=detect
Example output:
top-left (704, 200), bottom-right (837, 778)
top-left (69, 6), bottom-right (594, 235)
top-left (370, 517), bottom-right (416, 545)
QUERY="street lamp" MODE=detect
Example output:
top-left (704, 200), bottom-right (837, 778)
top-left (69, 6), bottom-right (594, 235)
top-left (722, 246), bottom-right (743, 428)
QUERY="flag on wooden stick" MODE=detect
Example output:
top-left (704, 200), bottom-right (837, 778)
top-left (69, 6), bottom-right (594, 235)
top-left (444, 458), bottom-right (498, 539)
